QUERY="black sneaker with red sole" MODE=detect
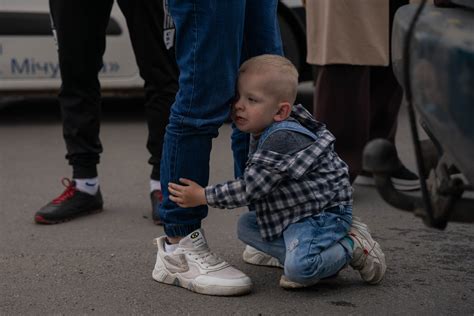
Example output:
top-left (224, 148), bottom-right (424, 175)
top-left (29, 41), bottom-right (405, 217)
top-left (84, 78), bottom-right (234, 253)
top-left (150, 190), bottom-right (163, 225)
top-left (35, 178), bottom-right (103, 224)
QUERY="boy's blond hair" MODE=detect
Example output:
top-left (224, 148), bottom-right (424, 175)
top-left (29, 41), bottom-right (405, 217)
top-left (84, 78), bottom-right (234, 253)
top-left (239, 55), bottom-right (299, 105)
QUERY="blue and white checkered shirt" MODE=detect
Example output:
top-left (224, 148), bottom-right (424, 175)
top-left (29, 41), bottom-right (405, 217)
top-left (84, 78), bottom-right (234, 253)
top-left (205, 104), bottom-right (352, 241)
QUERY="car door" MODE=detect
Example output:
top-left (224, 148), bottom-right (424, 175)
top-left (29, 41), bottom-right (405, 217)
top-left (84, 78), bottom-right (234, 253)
top-left (0, 0), bottom-right (142, 94)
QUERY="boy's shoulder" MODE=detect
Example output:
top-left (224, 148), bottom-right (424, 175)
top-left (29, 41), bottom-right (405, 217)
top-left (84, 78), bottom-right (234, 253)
top-left (260, 128), bottom-right (314, 155)
top-left (258, 118), bottom-right (316, 154)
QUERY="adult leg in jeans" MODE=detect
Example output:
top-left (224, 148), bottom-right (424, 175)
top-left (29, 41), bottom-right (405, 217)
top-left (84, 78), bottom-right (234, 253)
top-left (159, 0), bottom-right (248, 237)
top-left (231, 1), bottom-right (283, 178)
top-left (160, 0), bottom-right (283, 235)
top-left (153, 0), bottom-right (258, 296)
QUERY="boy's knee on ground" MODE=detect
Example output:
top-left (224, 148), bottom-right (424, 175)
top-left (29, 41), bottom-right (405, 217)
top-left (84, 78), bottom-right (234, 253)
top-left (284, 254), bottom-right (324, 284)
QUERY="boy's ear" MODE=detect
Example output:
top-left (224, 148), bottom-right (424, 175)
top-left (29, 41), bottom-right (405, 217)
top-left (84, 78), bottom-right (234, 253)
top-left (273, 102), bottom-right (292, 122)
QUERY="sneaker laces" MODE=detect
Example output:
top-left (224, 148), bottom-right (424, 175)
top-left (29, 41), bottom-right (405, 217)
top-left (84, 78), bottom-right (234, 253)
top-left (153, 237), bottom-right (225, 268)
top-left (52, 178), bottom-right (76, 204)
top-left (191, 246), bottom-right (226, 268)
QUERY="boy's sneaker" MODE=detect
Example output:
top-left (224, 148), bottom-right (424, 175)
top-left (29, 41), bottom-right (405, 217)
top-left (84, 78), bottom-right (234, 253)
top-left (152, 229), bottom-right (252, 296)
top-left (242, 245), bottom-right (283, 268)
top-left (150, 190), bottom-right (163, 225)
top-left (349, 217), bottom-right (386, 284)
top-left (279, 275), bottom-right (306, 289)
top-left (34, 178), bottom-right (103, 224)
top-left (354, 164), bottom-right (420, 191)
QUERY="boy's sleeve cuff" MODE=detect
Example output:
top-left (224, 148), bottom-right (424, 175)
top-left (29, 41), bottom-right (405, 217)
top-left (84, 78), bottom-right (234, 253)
top-left (204, 186), bottom-right (216, 206)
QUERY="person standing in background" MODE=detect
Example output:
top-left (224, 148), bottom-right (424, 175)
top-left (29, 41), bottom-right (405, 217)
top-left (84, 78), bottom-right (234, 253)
top-left (34, 0), bottom-right (179, 225)
top-left (152, 0), bottom-right (283, 296)
top-left (305, 0), bottom-right (420, 191)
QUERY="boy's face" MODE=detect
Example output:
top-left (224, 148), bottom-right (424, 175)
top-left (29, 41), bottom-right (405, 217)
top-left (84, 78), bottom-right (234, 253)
top-left (232, 71), bottom-right (281, 135)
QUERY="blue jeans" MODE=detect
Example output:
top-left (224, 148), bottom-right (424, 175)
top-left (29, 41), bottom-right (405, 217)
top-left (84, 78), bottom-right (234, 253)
top-left (160, 0), bottom-right (283, 236)
top-left (238, 205), bottom-right (354, 285)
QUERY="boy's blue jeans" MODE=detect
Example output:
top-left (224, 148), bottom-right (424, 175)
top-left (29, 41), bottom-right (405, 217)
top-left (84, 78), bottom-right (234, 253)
top-left (159, 0), bottom-right (283, 236)
top-left (238, 205), bottom-right (354, 285)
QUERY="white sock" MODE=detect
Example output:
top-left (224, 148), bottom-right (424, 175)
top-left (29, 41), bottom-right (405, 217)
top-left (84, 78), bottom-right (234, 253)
top-left (150, 179), bottom-right (162, 192)
top-left (74, 178), bottom-right (99, 195)
top-left (164, 239), bottom-right (179, 253)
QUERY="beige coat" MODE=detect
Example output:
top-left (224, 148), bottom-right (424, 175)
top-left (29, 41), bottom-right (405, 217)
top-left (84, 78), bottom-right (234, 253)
top-left (305, 0), bottom-right (431, 66)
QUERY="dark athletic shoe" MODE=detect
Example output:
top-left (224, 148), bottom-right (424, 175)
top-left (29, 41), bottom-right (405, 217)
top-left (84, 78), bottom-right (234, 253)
top-left (34, 178), bottom-right (103, 224)
top-left (355, 164), bottom-right (420, 191)
top-left (150, 190), bottom-right (163, 225)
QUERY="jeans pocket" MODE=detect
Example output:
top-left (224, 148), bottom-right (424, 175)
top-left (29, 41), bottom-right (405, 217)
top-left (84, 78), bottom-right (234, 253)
top-left (326, 204), bottom-right (352, 226)
top-left (306, 220), bottom-right (340, 264)
top-left (308, 212), bottom-right (327, 228)
top-left (334, 215), bottom-right (350, 236)
top-left (321, 209), bottom-right (350, 242)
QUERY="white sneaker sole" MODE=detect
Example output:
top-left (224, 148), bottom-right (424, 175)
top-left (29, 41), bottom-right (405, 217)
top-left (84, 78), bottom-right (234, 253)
top-left (152, 267), bottom-right (252, 296)
top-left (279, 275), bottom-right (306, 289)
top-left (243, 246), bottom-right (283, 268)
top-left (354, 175), bottom-right (420, 191)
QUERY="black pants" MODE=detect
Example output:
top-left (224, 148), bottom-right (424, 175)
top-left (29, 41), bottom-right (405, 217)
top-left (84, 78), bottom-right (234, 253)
top-left (49, 0), bottom-right (179, 180)
top-left (312, 0), bottom-right (408, 182)
top-left (314, 65), bottom-right (402, 182)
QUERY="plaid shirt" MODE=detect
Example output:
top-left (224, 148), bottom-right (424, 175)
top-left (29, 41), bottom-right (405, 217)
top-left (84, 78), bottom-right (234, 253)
top-left (205, 104), bottom-right (352, 241)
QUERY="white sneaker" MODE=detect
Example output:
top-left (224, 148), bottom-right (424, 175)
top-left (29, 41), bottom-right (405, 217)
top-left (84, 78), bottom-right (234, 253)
top-left (279, 275), bottom-right (325, 289)
top-left (152, 229), bottom-right (252, 296)
top-left (279, 275), bottom-right (308, 289)
top-left (242, 245), bottom-right (283, 268)
top-left (349, 217), bottom-right (386, 284)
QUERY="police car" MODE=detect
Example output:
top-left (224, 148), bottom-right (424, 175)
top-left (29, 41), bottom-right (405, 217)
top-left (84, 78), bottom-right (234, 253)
top-left (0, 0), bottom-right (308, 100)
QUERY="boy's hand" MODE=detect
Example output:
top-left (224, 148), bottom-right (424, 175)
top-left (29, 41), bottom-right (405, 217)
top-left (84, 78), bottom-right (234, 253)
top-left (168, 178), bottom-right (207, 208)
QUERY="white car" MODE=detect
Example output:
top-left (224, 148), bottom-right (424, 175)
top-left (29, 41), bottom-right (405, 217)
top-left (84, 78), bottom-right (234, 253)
top-left (0, 0), bottom-right (309, 100)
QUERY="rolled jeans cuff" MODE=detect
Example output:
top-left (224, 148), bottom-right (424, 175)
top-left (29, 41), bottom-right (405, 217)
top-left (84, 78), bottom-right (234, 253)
top-left (164, 222), bottom-right (202, 238)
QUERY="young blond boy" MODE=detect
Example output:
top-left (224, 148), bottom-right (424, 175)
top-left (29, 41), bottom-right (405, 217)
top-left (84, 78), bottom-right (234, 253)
top-left (161, 55), bottom-right (386, 290)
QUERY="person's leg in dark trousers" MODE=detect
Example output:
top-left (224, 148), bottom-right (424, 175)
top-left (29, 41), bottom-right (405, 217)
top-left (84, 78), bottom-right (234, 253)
top-left (117, 0), bottom-right (179, 182)
top-left (35, 0), bottom-right (113, 224)
top-left (314, 65), bottom-right (403, 183)
top-left (314, 65), bottom-right (371, 182)
top-left (369, 0), bottom-right (407, 144)
top-left (49, 0), bottom-right (114, 179)
top-left (117, 0), bottom-right (179, 223)
top-left (368, 66), bottom-right (403, 144)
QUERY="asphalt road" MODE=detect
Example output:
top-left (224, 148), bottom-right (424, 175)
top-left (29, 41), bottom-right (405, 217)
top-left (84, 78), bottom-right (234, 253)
top-left (1, 91), bottom-right (473, 315)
